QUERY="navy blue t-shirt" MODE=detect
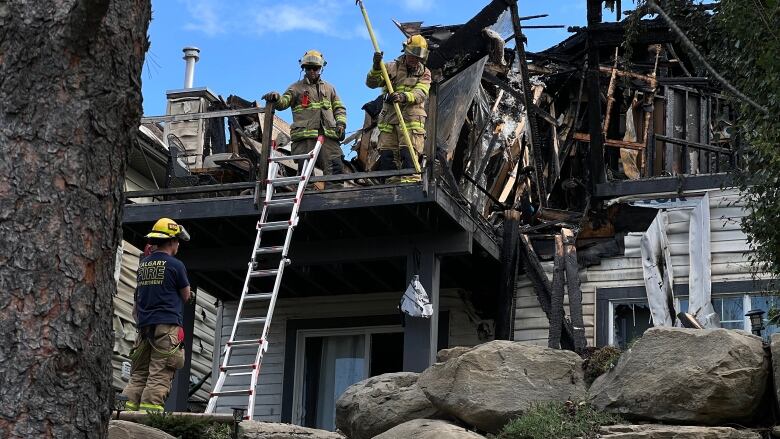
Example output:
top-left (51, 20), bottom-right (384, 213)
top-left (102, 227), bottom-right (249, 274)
top-left (135, 251), bottom-right (190, 327)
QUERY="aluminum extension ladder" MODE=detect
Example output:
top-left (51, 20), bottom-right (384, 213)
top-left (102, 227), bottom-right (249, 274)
top-left (205, 136), bottom-right (323, 419)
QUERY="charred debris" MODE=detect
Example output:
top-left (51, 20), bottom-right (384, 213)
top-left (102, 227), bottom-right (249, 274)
top-left (348, 0), bottom-right (736, 350)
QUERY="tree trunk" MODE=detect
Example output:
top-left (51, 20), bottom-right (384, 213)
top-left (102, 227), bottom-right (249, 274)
top-left (0, 1), bottom-right (150, 437)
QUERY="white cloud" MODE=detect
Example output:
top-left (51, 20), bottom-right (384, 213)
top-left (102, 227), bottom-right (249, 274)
top-left (401, 0), bottom-right (434, 12)
top-left (180, 0), bottom-right (224, 36)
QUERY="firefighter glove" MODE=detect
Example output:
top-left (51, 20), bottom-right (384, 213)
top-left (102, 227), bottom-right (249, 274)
top-left (386, 92), bottom-right (407, 104)
top-left (263, 91), bottom-right (280, 102)
top-left (373, 51), bottom-right (383, 71)
top-left (336, 123), bottom-right (346, 141)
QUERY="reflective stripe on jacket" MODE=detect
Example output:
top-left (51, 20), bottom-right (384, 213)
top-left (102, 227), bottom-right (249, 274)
top-left (275, 78), bottom-right (347, 141)
top-left (366, 57), bottom-right (431, 132)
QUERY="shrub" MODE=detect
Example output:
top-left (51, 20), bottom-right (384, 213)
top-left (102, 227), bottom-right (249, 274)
top-left (497, 401), bottom-right (622, 439)
top-left (143, 412), bottom-right (232, 439)
top-left (581, 346), bottom-right (622, 385)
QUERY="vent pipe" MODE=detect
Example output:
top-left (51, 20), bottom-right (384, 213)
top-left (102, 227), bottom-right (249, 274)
top-left (182, 46), bottom-right (200, 89)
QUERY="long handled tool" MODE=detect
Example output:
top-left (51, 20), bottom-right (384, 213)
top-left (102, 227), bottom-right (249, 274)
top-left (356, 0), bottom-right (421, 173)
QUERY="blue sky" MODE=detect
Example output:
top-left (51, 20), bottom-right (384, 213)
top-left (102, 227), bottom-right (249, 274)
top-left (142, 0), bottom-right (590, 137)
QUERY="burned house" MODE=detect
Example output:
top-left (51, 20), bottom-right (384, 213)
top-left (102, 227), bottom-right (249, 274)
top-left (119, 0), bottom-right (775, 430)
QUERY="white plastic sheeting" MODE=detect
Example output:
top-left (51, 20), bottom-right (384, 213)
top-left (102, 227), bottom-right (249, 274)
top-left (400, 275), bottom-right (434, 318)
top-left (635, 193), bottom-right (719, 328)
top-left (640, 211), bottom-right (676, 327)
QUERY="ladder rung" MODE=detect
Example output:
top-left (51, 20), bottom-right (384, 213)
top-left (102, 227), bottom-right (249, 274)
top-left (270, 153), bottom-right (313, 162)
top-left (249, 269), bottom-right (279, 278)
top-left (257, 220), bottom-right (293, 231)
top-left (227, 339), bottom-right (263, 347)
top-left (211, 389), bottom-right (253, 397)
top-left (238, 317), bottom-right (267, 325)
top-left (220, 363), bottom-right (257, 371)
top-left (264, 198), bottom-right (297, 207)
top-left (228, 371), bottom-right (255, 377)
top-left (268, 176), bottom-right (304, 186)
top-left (255, 246), bottom-right (284, 255)
top-left (244, 293), bottom-right (273, 301)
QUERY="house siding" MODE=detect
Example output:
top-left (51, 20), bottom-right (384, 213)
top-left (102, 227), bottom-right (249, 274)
top-left (212, 289), bottom-right (493, 421)
top-left (513, 188), bottom-right (757, 346)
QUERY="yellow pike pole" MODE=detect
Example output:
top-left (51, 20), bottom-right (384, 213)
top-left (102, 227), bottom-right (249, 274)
top-left (356, 0), bottom-right (421, 173)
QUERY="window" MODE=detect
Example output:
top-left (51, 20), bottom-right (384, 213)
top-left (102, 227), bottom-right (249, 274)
top-left (292, 326), bottom-right (403, 431)
top-left (607, 292), bottom-right (780, 348)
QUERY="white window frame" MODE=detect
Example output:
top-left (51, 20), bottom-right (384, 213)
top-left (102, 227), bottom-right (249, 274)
top-left (291, 325), bottom-right (402, 426)
top-left (608, 292), bottom-right (768, 347)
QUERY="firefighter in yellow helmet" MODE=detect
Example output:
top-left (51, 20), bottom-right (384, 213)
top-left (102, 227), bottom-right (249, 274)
top-left (263, 50), bottom-right (347, 179)
top-left (366, 35), bottom-right (432, 183)
top-left (122, 218), bottom-right (191, 412)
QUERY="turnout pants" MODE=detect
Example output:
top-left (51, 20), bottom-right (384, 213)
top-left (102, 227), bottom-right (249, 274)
top-left (122, 324), bottom-right (185, 412)
top-left (377, 123), bottom-right (425, 182)
top-left (292, 136), bottom-right (344, 176)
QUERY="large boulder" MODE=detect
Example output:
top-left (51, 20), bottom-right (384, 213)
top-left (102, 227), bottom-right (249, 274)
top-left (372, 419), bottom-right (486, 439)
top-left (107, 420), bottom-right (175, 439)
top-left (590, 327), bottom-right (769, 424)
top-left (772, 334), bottom-right (780, 413)
top-left (596, 424), bottom-right (761, 438)
top-left (417, 340), bottom-right (586, 433)
top-left (335, 372), bottom-right (439, 439)
top-left (436, 346), bottom-right (472, 363)
top-left (239, 421), bottom-right (343, 439)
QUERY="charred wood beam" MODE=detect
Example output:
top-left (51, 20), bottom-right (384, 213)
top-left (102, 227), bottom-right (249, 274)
top-left (586, 0), bottom-right (606, 189)
top-left (562, 228), bottom-right (587, 353)
top-left (573, 133), bottom-right (646, 151)
top-left (508, 0), bottom-right (548, 208)
top-left (426, 0), bottom-right (509, 70)
top-left (654, 134), bottom-right (732, 155)
top-left (548, 234), bottom-right (566, 349)
top-left (259, 102), bottom-right (274, 184)
top-left (496, 210), bottom-right (521, 340)
top-left (518, 234), bottom-right (575, 349)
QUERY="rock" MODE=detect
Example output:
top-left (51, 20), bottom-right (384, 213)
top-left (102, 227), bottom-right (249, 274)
top-left (772, 425), bottom-right (780, 438)
top-left (436, 346), bottom-right (472, 363)
top-left (597, 424), bottom-right (761, 438)
top-left (372, 419), bottom-right (486, 439)
top-left (335, 372), bottom-right (439, 439)
top-left (772, 334), bottom-right (780, 413)
top-left (590, 327), bottom-right (769, 425)
top-left (418, 340), bottom-right (586, 433)
top-left (108, 420), bottom-right (176, 439)
top-left (239, 421), bottom-right (343, 439)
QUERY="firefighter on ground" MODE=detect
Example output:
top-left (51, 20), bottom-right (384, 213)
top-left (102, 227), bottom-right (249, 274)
top-left (122, 218), bottom-right (191, 412)
top-left (366, 34), bottom-right (432, 183)
top-left (263, 50), bottom-right (347, 178)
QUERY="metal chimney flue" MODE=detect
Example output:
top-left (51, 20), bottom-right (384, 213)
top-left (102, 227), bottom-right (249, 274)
top-left (182, 46), bottom-right (200, 89)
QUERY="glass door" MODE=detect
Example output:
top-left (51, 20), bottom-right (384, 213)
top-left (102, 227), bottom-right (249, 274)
top-left (293, 326), bottom-right (402, 430)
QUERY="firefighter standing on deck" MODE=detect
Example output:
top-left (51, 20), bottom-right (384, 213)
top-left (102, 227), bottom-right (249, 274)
top-left (263, 50), bottom-right (347, 178)
top-left (366, 35), bottom-right (432, 183)
top-left (122, 218), bottom-right (191, 412)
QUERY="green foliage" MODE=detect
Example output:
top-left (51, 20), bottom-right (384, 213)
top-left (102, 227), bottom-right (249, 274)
top-left (714, 0), bottom-right (780, 279)
top-left (497, 402), bottom-right (622, 439)
top-left (142, 412), bottom-right (232, 439)
top-left (581, 346), bottom-right (622, 385)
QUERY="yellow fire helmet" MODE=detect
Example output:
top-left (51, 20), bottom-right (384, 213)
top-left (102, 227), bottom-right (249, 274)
top-left (299, 49), bottom-right (327, 68)
top-left (403, 34), bottom-right (429, 60)
top-left (145, 217), bottom-right (191, 241)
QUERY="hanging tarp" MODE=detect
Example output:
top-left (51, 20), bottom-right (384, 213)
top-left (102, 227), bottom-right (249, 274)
top-left (640, 210), bottom-right (676, 327)
top-left (436, 56), bottom-right (488, 159)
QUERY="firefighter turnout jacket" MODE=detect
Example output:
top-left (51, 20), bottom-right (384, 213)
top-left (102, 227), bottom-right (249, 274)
top-left (274, 77), bottom-right (347, 142)
top-left (365, 56), bottom-right (432, 135)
